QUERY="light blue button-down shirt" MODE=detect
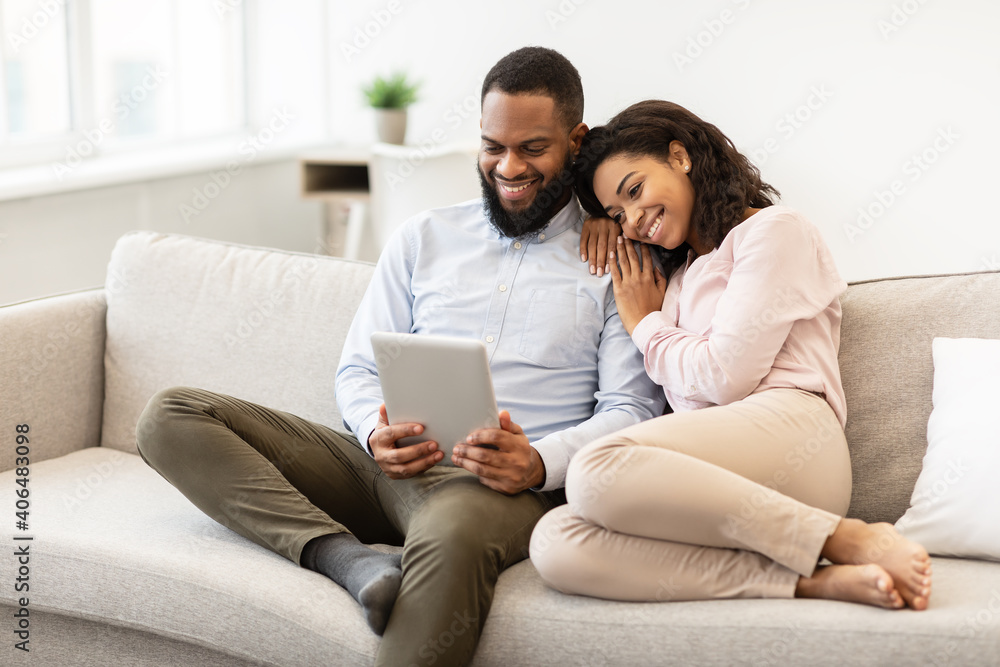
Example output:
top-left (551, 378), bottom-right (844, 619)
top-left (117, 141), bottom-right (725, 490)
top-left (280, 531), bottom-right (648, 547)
top-left (335, 197), bottom-right (665, 491)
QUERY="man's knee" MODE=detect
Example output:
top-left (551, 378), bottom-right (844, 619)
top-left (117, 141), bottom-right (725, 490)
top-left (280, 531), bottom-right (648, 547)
top-left (403, 485), bottom-right (539, 573)
top-left (405, 508), bottom-right (495, 569)
top-left (135, 385), bottom-right (201, 466)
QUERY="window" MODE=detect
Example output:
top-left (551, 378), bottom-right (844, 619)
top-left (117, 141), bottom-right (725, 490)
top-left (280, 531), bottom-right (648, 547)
top-left (0, 0), bottom-right (72, 161)
top-left (0, 0), bottom-right (245, 169)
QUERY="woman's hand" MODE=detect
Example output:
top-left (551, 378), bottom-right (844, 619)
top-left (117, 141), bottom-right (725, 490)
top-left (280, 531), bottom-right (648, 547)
top-left (580, 216), bottom-right (622, 277)
top-left (609, 236), bottom-right (667, 335)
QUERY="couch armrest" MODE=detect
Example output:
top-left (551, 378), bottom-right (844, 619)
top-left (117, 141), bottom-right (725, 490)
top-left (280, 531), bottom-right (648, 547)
top-left (0, 288), bottom-right (106, 471)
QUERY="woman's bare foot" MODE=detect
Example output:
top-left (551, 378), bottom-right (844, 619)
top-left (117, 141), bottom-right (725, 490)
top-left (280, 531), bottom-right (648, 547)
top-left (796, 564), bottom-right (904, 608)
top-left (821, 518), bottom-right (932, 610)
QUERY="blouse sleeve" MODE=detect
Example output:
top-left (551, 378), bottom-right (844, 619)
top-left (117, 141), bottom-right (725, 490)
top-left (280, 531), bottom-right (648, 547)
top-left (631, 211), bottom-right (845, 405)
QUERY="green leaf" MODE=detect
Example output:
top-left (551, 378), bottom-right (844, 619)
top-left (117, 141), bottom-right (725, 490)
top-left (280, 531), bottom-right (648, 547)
top-left (362, 71), bottom-right (421, 109)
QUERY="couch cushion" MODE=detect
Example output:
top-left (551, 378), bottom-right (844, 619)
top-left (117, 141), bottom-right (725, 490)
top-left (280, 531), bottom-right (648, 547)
top-left (839, 270), bottom-right (1000, 524)
top-left (0, 608), bottom-right (256, 666)
top-left (2, 448), bottom-right (998, 666)
top-left (101, 232), bottom-right (375, 454)
top-left (482, 556), bottom-right (1000, 666)
top-left (0, 448), bottom-right (380, 665)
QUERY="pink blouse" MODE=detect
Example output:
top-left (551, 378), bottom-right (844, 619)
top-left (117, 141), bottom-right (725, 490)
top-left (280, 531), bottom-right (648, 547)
top-left (631, 206), bottom-right (848, 427)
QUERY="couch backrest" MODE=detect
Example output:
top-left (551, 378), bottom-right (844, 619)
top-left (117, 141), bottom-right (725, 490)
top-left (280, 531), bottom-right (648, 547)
top-left (103, 232), bottom-right (1000, 525)
top-left (839, 270), bottom-right (1000, 524)
top-left (101, 232), bottom-right (375, 454)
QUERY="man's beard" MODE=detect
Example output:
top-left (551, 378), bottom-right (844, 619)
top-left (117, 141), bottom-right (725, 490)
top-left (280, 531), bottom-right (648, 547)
top-left (478, 151), bottom-right (574, 239)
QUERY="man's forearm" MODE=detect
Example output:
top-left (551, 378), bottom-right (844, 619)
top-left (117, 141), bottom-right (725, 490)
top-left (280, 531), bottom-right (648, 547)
top-left (334, 367), bottom-right (383, 455)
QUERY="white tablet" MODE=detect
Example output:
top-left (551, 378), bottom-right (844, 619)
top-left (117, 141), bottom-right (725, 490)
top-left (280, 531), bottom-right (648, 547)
top-left (371, 331), bottom-right (501, 464)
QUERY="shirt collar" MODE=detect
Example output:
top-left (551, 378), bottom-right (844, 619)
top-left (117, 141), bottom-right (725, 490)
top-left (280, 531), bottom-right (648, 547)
top-left (483, 195), bottom-right (584, 244)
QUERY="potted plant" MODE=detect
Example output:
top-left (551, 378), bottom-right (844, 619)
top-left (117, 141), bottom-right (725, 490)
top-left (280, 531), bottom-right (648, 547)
top-left (362, 71), bottom-right (420, 145)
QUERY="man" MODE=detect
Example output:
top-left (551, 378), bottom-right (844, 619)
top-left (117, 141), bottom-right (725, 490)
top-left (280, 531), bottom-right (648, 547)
top-left (137, 46), bottom-right (663, 667)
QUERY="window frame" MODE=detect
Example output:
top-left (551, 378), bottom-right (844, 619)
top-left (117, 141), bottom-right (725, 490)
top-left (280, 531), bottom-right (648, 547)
top-left (0, 0), bottom-right (80, 168)
top-left (0, 0), bottom-right (251, 171)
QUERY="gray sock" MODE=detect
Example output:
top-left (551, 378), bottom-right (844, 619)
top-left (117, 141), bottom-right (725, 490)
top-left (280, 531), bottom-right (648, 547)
top-left (301, 532), bottom-right (403, 635)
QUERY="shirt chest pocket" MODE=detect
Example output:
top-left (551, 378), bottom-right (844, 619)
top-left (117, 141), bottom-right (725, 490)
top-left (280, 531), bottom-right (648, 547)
top-left (518, 290), bottom-right (601, 368)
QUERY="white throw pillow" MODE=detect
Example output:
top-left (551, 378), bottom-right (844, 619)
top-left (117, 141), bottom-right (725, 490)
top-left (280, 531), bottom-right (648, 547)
top-left (895, 337), bottom-right (1000, 560)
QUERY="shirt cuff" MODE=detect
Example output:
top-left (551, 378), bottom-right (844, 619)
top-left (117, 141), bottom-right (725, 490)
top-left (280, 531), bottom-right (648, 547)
top-left (355, 413), bottom-right (381, 457)
top-left (631, 310), bottom-right (671, 353)
top-left (531, 439), bottom-right (571, 491)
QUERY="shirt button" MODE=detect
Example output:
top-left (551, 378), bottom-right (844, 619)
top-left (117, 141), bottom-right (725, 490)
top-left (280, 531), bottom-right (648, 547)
top-left (514, 242), bottom-right (522, 249)
top-left (688, 384), bottom-right (697, 393)
top-left (498, 284), bottom-right (507, 292)
top-left (539, 233), bottom-right (546, 240)
top-left (486, 335), bottom-right (495, 343)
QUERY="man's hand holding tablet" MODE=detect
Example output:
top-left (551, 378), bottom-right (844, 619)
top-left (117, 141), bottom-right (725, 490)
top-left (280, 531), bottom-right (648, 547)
top-left (370, 332), bottom-right (546, 493)
top-left (453, 410), bottom-right (547, 494)
top-left (368, 405), bottom-right (545, 493)
top-left (367, 403), bottom-right (443, 479)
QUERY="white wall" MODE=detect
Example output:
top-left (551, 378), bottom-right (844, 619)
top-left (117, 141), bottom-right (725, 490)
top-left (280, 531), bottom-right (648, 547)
top-left (331, 0), bottom-right (1000, 281)
top-left (4, 1), bottom-right (996, 307)
top-left (0, 160), bottom-right (324, 305)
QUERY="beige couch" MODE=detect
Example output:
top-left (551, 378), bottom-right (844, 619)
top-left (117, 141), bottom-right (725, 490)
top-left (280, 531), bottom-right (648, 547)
top-left (2, 231), bottom-right (999, 666)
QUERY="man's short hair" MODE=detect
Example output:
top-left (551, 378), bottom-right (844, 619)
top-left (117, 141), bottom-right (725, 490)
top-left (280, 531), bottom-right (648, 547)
top-left (481, 46), bottom-right (584, 131)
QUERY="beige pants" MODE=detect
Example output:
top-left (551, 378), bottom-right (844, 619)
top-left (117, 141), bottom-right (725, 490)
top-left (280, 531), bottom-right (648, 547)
top-left (530, 388), bottom-right (852, 601)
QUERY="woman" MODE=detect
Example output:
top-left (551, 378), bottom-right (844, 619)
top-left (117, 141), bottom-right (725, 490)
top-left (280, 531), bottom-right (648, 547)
top-left (529, 100), bottom-right (932, 610)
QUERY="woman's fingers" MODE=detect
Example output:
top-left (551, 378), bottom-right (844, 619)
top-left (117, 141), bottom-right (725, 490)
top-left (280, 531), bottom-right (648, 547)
top-left (622, 235), bottom-right (642, 278)
top-left (625, 236), bottom-right (640, 259)
top-left (615, 236), bottom-right (632, 278)
top-left (608, 241), bottom-right (622, 285)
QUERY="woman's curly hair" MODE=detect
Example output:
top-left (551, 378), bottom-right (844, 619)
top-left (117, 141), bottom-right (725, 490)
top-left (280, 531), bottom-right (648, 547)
top-left (575, 100), bottom-right (779, 275)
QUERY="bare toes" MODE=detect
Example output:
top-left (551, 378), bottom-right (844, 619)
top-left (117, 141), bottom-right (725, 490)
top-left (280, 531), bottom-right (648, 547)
top-left (797, 564), bottom-right (905, 610)
top-left (829, 520), bottom-right (932, 610)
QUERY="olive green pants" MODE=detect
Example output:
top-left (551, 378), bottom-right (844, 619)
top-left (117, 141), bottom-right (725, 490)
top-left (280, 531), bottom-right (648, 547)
top-left (136, 386), bottom-right (563, 667)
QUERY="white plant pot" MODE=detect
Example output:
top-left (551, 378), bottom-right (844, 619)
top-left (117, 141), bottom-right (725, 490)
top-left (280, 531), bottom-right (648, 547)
top-left (374, 108), bottom-right (407, 144)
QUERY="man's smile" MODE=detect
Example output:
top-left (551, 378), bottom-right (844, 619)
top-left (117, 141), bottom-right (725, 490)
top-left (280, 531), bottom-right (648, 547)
top-left (494, 176), bottom-right (540, 202)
